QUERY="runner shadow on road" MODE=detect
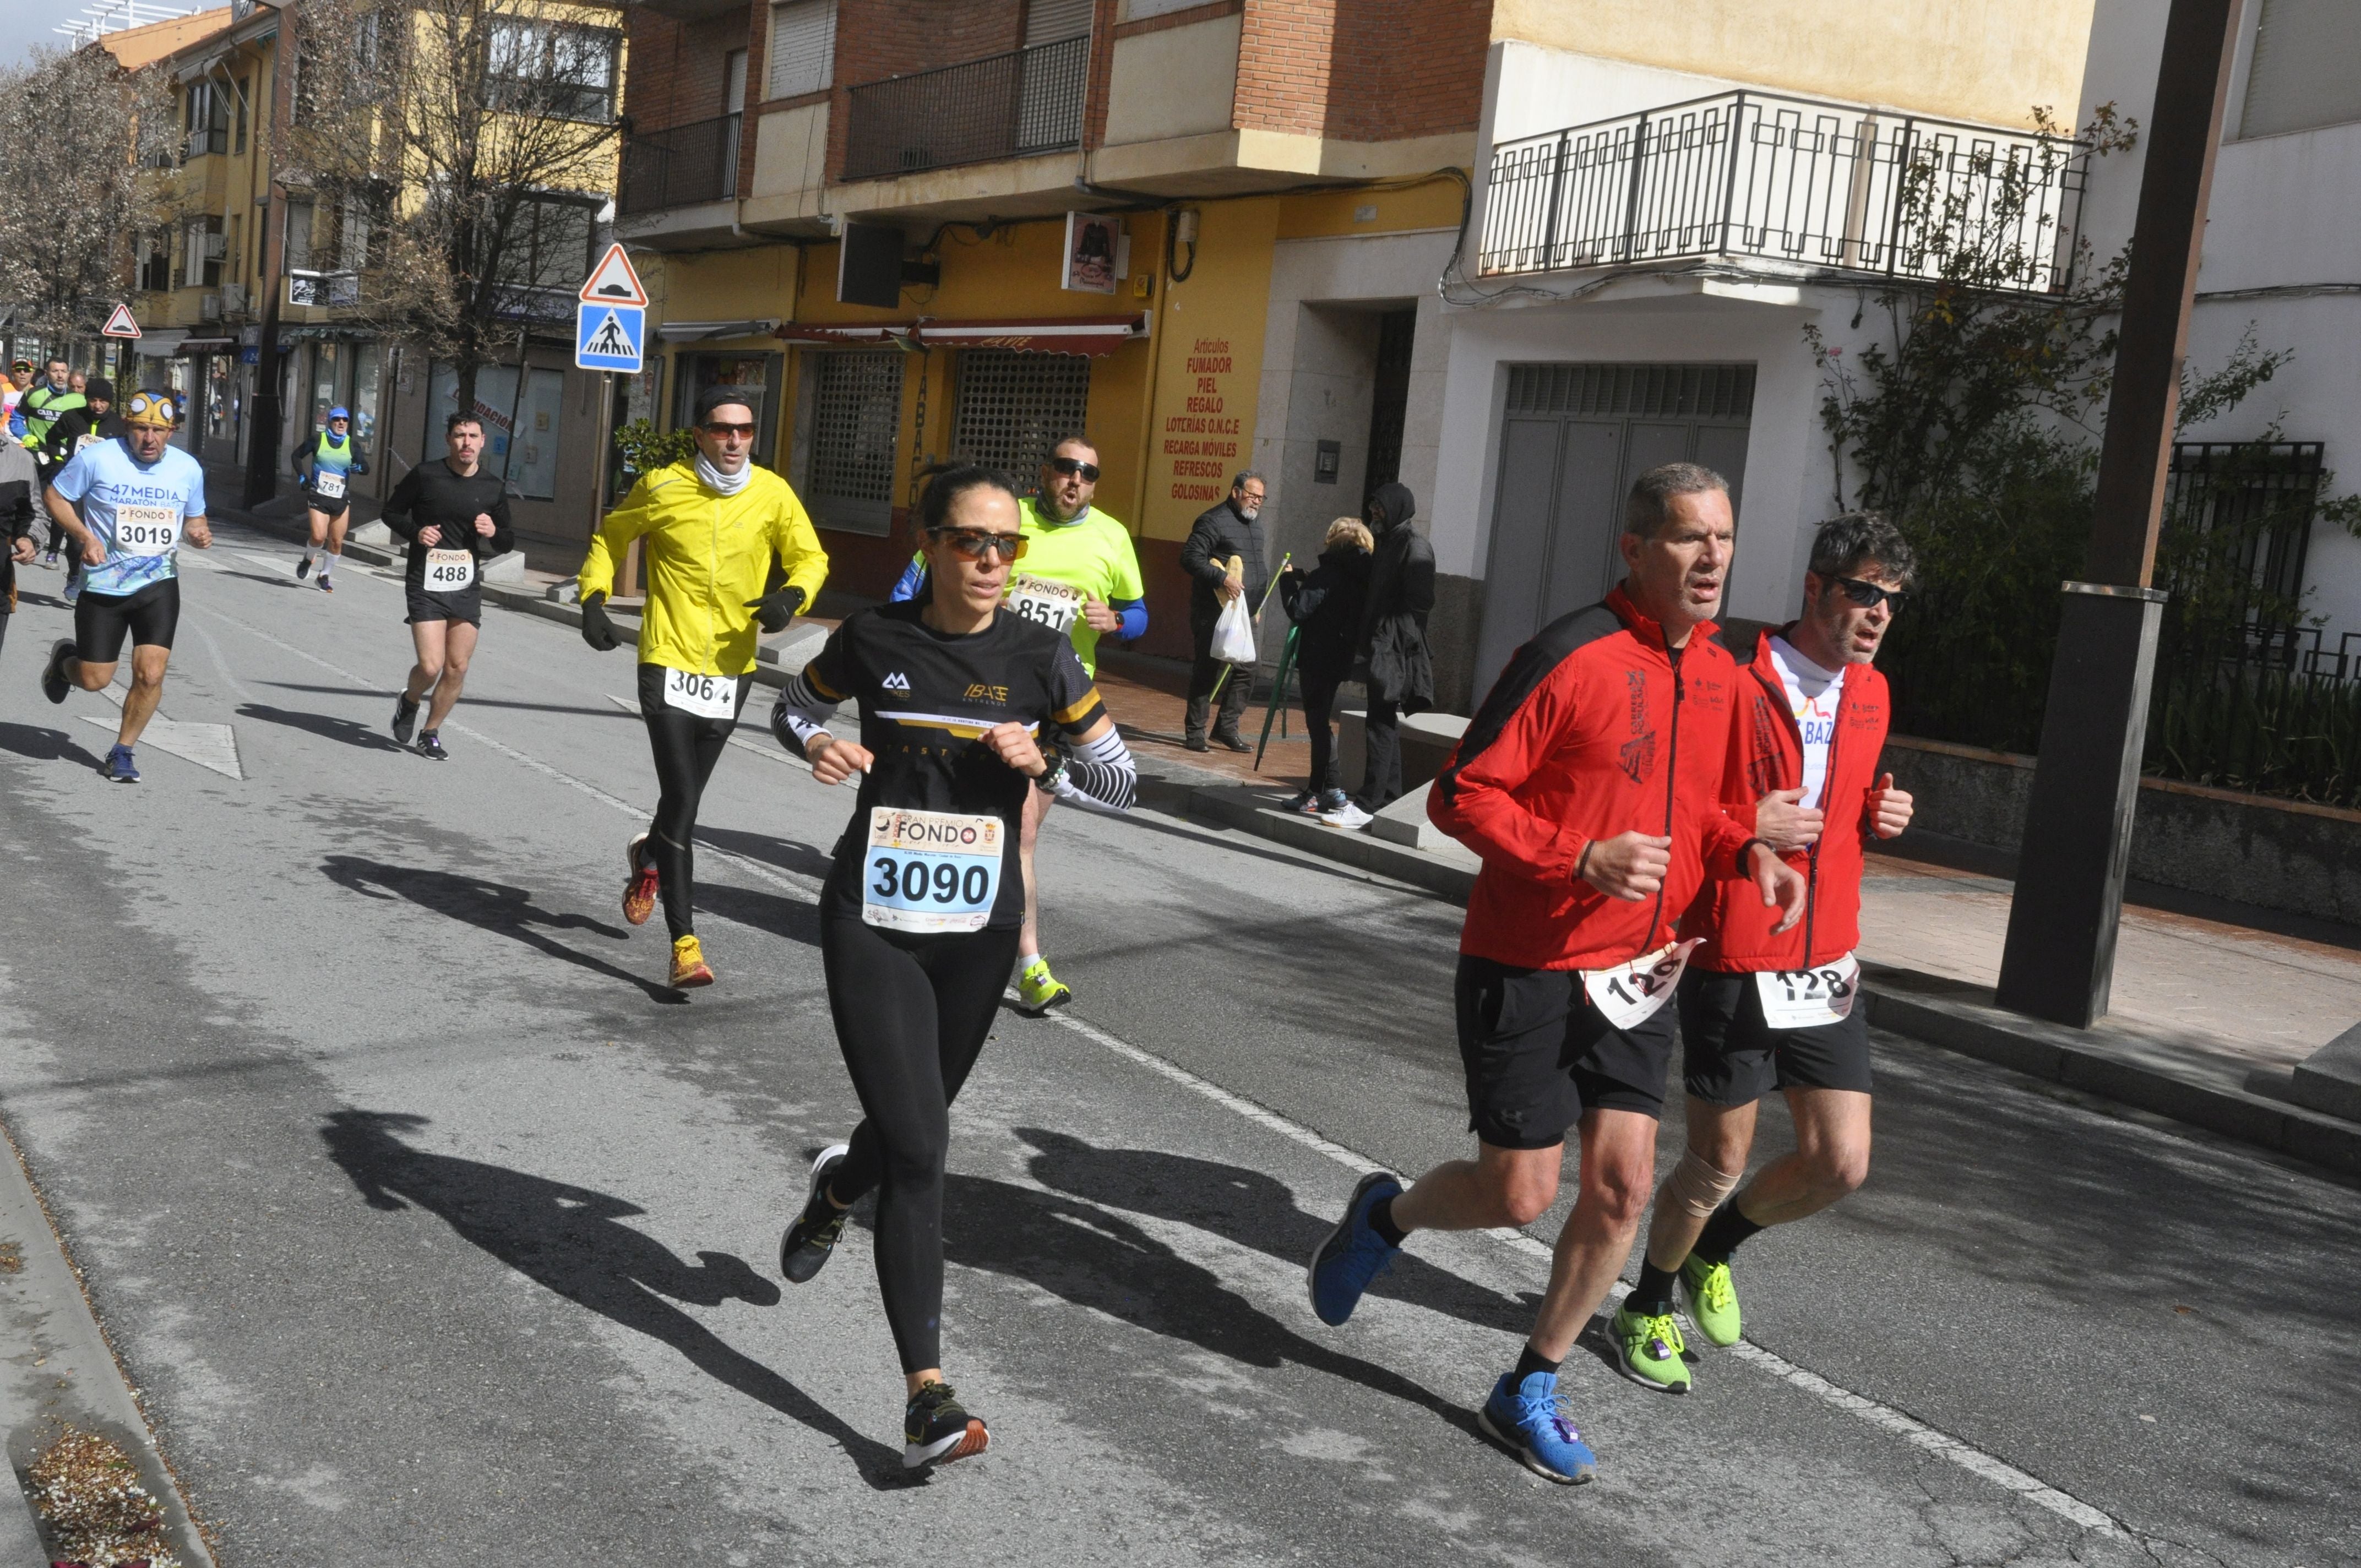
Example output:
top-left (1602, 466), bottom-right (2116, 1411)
top-left (0, 721), bottom-right (107, 772)
top-left (319, 1110), bottom-right (910, 1487)
top-left (694, 827), bottom-right (838, 885)
top-left (321, 854), bottom-right (688, 1004)
top-left (1010, 1128), bottom-right (1539, 1336)
top-left (240, 703), bottom-right (409, 752)
top-left (939, 1171), bottom-right (1482, 1439)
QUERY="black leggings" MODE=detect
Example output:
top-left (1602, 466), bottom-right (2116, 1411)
top-left (635, 662), bottom-right (751, 939)
top-left (1301, 669), bottom-right (1341, 794)
top-left (819, 904), bottom-right (1020, 1374)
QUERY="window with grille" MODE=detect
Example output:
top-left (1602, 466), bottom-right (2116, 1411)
top-left (768, 0), bottom-right (835, 100)
top-left (807, 352), bottom-right (904, 534)
top-left (951, 349), bottom-right (1092, 482)
top-left (1505, 362), bottom-right (1755, 419)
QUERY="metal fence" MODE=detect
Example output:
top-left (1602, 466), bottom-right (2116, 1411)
top-left (617, 113), bottom-right (740, 217)
top-left (842, 34), bottom-right (1087, 182)
top-left (1480, 90), bottom-right (2087, 292)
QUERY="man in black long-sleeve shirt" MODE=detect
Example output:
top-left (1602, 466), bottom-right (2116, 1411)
top-left (0, 438), bottom-right (35, 663)
top-left (378, 411), bottom-right (514, 759)
top-left (1179, 470), bottom-right (1270, 750)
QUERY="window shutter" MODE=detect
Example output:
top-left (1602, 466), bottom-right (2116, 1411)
top-left (2240, 0), bottom-right (2361, 138)
top-left (1025, 0), bottom-right (1094, 47)
top-left (768, 0), bottom-right (835, 101)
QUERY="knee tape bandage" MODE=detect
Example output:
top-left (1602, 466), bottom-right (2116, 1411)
top-left (1664, 1148), bottom-right (1743, 1220)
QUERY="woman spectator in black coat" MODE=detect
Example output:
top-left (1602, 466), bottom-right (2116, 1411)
top-left (1351, 482), bottom-right (1435, 810)
top-left (1277, 517), bottom-right (1372, 820)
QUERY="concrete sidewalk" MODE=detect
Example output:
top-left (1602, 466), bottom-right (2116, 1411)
top-left (1187, 778), bottom-right (2361, 1176)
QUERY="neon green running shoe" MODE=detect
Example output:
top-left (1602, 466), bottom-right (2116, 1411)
top-left (1018, 957), bottom-right (1073, 1014)
top-left (1611, 1303), bottom-right (1693, 1394)
top-left (1680, 1255), bottom-right (1743, 1348)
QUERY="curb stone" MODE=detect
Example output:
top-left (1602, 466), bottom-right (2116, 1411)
top-left (1184, 782), bottom-right (2361, 1178)
top-left (0, 1121), bottom-right (216, 1567)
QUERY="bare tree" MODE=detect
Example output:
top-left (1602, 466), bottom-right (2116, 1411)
top-left (0, 43), bottom-right (174, 349)
top-left (285, 0), bottom-right (624, 412)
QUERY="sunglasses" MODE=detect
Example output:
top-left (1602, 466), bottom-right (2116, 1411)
top-left (1047, 456), bottom-right (1100, 482)
top-left (701, 421), bottom-right (757, 437)
top-left (1831, 575), bottom-right (1908, 612)
top-left (933, 527), bottom-right (1029, 563)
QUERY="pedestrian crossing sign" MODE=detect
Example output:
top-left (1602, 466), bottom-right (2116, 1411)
top-left (576, 303), bottom-right (645, 373)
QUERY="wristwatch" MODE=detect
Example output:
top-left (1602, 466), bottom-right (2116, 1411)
top-left (1033, 754), bottom-right (1067, 794)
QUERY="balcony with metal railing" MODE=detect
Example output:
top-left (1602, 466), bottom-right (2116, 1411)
top-left (618, 112), bottom-right (742, 216)
top-left (841, 34), bottom-right (1087, 182)
top-left (1481, 91), bottom-right (2088, 294)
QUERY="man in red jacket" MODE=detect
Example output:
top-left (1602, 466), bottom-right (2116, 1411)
top-left (1307, 462), bottom-right (1804, 1485)
top-left (1628, 512), bottom-right (1917, 1378)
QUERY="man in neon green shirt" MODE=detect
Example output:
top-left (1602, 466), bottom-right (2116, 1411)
top-left (893, 433), bottom-right (1146, 1010)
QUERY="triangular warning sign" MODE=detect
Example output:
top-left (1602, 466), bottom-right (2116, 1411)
top-left (101, 303), bottom-right (141, 339)
top-left (579, 243), bottom-right (647, 307)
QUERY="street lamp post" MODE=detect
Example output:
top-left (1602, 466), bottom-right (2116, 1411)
top-left (1994, 0), bottom-right (2248, 1027)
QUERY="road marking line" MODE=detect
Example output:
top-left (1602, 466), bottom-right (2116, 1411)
top-left (194, 604), bottom-right (824, 903)
top-left (1035, 1003), bottom-right (2131, 1540)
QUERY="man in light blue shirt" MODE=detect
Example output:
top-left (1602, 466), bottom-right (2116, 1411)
top-left (38, 389), bottom-right (212, 783)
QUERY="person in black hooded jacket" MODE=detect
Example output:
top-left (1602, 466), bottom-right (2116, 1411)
top-left (1350, 481), bottom-right (1435, 810)
top-left (1277, 516), bottom-right (1371, 816)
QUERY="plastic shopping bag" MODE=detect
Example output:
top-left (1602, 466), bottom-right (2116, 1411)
top-left (1210, 591), bottom-right (1258, 666)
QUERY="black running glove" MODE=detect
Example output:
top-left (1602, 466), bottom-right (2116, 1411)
top-left (744, 584), bottom-right (807, 634)
top-left (580, 591), bottom-right (621, 651)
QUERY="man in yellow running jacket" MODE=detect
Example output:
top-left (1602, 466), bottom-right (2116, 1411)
top-left (578, 385), bottom-right (829, 989)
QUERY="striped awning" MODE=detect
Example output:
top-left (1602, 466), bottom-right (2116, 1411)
top-left (775, 313), bottom-right (1149, 357)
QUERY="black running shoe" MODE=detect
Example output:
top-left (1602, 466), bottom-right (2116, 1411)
top-left (392, 693), bottom-right (420, 745)
top-left (780, 1142), bottom-right (851, 1284)
top-left (41, 639), bottom-right (75, 705)
top-left (903, 1381), bottom-right (989, 1471)
top-left (417, 731), bottom-right (449, 761)
top-left (296, 553), bottom-right (313, 580)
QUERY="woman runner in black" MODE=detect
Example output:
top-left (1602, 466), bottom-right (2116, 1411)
top-left (769, 465), bottom-right (1136, 1471)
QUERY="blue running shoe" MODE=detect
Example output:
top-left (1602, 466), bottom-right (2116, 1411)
top-left (1307, 1169), bottom-right (1402, 1327)
top-left (105, 744), bottom-right (139, 784)
top-left (1478, 1370), bottom-right (1597, 1485)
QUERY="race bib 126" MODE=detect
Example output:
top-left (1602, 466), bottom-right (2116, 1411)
top-left (422, 548), bottom-right (476, 592)
top-left (1754, 951), bottom-right (1860, 1030)
top-left (660, 666), bottom-right (738, 720)
top-left (1582, 939), bottom-right (1703, 1030)
top-left (863, 807), bottom-right (1000, 933)
top-left (113, 504), bottom-right (181, 556)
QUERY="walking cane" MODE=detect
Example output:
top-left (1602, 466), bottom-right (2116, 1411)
top-left (1207, 553), bottom-right (1290, 706)
top-left (1253, 624), bottom-right (1299, 772)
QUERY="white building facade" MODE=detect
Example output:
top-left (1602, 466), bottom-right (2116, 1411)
top-left (1418, 3), bottom-right (2097, 705)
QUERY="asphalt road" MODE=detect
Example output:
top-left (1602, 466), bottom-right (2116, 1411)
top-left (0, 522), bottom-right (2353, 1567)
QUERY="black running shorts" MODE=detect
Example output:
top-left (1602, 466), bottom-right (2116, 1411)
top-left (303, 488), bottom-right (351, 518)
top-left (74, 576), bottom-right (180, 662)
top-left (1677, 967), bottom-right (1875, 1107)
top-left (405, 584), bottom-right (482, 625)
top-left (1455, 953), bottom-right (1680, 1148)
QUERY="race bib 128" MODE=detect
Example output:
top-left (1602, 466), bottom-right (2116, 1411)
top-left (1754, 951), bottom-right (1860, 1029)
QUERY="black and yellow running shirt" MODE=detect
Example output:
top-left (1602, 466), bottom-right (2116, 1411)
top-left (773, 600), bottom-right (1134, 931)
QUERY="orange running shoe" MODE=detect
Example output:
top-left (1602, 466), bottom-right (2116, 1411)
top-left (670, 934), bottom-right (714, 989)
top-left (622, 834), bottom-right (659, 926)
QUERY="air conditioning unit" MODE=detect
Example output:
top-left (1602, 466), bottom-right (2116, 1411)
top-left (201, 293), bottom-right (221, 320)
top-left (202, 232), bottom-right (227, 260)
top-left (220, 283), bottom-right (246, 312)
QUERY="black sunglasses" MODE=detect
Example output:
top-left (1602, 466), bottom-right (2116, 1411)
top-left (1831, 575), bottom-right (1908, 612)
top-left (702, 421), bottom-right (757, 437)
top-left (932, 526), bottom-right (1029, 563)
top-left (1047, 455), bottom-right (1100, 482)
